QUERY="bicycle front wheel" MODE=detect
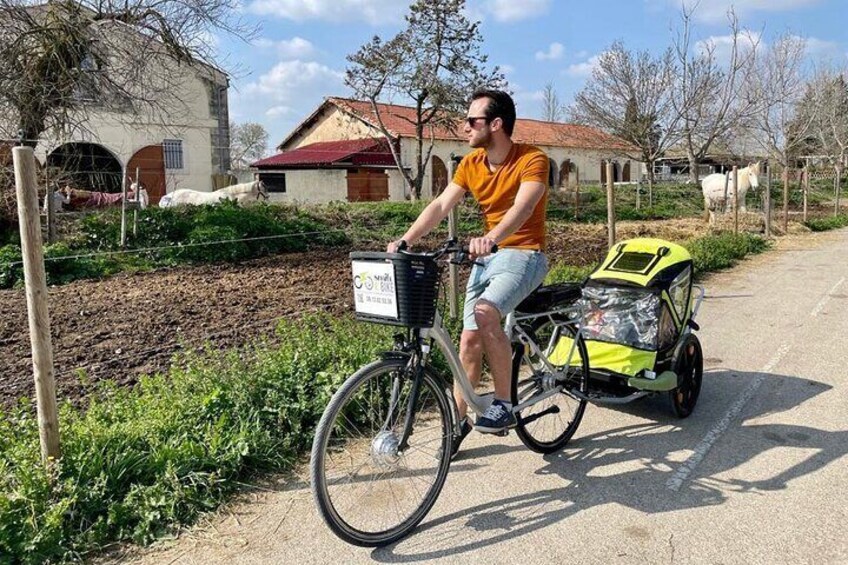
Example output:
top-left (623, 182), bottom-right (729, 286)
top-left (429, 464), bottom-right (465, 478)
top-left (512, 318), bottom-right (589, 454)
top-left (310, 358), bottom-right (452, 546)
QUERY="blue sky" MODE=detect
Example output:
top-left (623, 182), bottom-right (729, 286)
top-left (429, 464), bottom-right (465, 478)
top-left (219, 0), bottom-right (848, 151)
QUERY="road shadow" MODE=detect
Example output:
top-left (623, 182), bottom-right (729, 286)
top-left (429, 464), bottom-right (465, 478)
top-left (371, 369), bottom-right (845, 562)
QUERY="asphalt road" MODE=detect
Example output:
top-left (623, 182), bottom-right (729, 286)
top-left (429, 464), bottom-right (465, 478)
top-left (125, 228), bottom-right (848, 565)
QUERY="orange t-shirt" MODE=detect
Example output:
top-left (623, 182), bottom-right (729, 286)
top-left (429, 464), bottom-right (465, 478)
top-left (453, 143), bottom-right (549, 250)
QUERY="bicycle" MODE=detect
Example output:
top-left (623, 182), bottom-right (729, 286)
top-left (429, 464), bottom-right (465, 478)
top-left (310, 239), bottom-right (590, 546)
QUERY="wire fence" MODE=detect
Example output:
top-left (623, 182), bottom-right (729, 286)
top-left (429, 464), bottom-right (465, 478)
top-left (3, 148), bottom-right (845, 403)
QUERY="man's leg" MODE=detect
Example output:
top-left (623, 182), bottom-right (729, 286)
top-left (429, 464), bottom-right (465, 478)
top-left (473, 300), bottom-right (512, 401)
top-left (456, 330), bottom-right (483, 420)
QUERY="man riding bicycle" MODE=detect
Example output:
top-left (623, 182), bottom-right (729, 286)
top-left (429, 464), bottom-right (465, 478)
top-left (387, 89), bottom-right (550, 455)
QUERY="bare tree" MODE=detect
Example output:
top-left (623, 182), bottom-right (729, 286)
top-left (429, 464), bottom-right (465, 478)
top-left (345, 0), bottom-right (505, 200)
top-left (745, 33), bottom-right (811, 228)
top-left (800, 66), bottom-right (848, 212)
top-left (0, 0), bottom-right (252, 146)
top-left (570, 42), bottom-right (680, 203)
top-left (230, 121), bottom-right (269, 170)
top-left (746, 34), bottom-right (811, 170)
top-left (671, 4), bottom-right (759, 183)
top-left (540, 82), bottom-right (564, 122)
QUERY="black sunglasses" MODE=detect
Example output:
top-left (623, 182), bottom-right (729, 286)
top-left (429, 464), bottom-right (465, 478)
top-left (465, 116), bottom-right (491, 127)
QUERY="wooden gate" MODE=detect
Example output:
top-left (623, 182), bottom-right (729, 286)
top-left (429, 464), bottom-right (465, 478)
top-left (347, 168), bottom-right (389, 202)
top-left (127, 145), bottom-right (166, 205)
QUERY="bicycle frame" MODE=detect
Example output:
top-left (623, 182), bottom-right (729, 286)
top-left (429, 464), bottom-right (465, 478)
top-left (420, 304), bottom-right (584, 436)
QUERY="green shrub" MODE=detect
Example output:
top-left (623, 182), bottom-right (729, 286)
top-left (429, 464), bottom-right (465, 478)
top-left (0, 313), bottom-right (392, 563)
top-left (0, 245), bottom-right (22, 288)
top-left (686, 232), bottom-right (769, 274)
top-left (804, 214), bottom-right (848, 232)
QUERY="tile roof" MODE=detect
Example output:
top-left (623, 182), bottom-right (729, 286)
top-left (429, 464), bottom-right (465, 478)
top-left (326, 97), bottom-right (635, 151)
top-left (252, 138), bottom-right (396, 168)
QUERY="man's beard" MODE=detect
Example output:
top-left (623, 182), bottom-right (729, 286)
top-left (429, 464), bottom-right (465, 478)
top-left (469, 130), bottom-right (491, 149)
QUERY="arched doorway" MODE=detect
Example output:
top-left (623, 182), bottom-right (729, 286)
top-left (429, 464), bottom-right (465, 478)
top-left (46, 142), bottom-right (122, 193)
top-left (431, 156), bottom-right (448, 196)
top-left (548, 157), bottom-right (557, 188)
top-left (622, 161), bottom-right (631, 182)
top-left (559, 159), bottom-right (571, 189)
top-left (127, 145), bottom-right (167, 205)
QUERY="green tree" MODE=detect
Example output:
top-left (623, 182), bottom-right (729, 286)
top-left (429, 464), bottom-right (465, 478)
top-left (345, 0), bottom-right (505, 200)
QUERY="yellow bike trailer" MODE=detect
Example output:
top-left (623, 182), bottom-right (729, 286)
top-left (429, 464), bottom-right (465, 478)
top-left (551, 238), bottom-right (705, 417)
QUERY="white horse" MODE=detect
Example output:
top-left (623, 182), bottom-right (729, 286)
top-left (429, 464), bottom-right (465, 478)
top-left (159, 180), bottom-right (268, 208)
top-left (701, 162), bottom-right (761, 223)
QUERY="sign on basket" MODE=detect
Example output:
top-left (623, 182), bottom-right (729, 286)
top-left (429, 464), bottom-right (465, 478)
top-left (352, 261), bottom-right (398, 319)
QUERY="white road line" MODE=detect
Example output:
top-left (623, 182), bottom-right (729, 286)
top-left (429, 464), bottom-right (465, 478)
top-left (811, 277), bottom-right (845, 318)
top-left (666, 342), bottom-right (791, 491)
top-left (667, 272), bottom-right (847, 491)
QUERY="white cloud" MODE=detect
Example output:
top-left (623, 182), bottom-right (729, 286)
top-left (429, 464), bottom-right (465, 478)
top-left (254, 37), bottom-right (316, 60)
top-left (265, 106), bottom-right (292, 118)
top-left (800, 36), bottom-right (842, 58)
top-left (477, 0), bottom-right (551, 22)
top-left (242, 60), bottom-right (343, 101)
top-left (246, 0), bottom-right (407, 24)
top-left (565, 55), bottom-right (601, 77)
top-left (499, 63), bottom-right (516, 75)
top-left (695, 31), bottom-right (762, 63)
top-left (673, 0), bottom-right (822, 23)
top-left (535, 42), bottom-right (564, 61)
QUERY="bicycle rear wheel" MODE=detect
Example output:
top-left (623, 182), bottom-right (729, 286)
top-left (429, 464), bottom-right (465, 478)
top-left (512, 318), bottom-right (588, 454)
top-left (310, 358), bottom-right (452, 546)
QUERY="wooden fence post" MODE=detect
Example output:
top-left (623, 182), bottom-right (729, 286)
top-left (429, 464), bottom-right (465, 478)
top-left (764, 163), bottom-right (771, 238)
top-left (836, 167), bottom-right (842, 216)
top-left (574, 179), bottom-right (581, 221)
top-left (802, 166), bottom-right (809, 223)
top-left (606, 161), bottom-right (615, 248)
top-left (45, 173), bottom-right (56, 244)
top-left (732, 165), bottom-right (739, 234)
top-left (13, 146), bottom-right (60, 465)
top-left (782, 167), bottom-right (790, 234)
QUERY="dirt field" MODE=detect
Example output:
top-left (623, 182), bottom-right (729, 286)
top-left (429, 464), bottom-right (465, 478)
top-left (0, 219), bottom-right (714, 407)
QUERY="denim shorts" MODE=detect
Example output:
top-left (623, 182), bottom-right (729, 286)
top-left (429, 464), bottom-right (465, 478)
top-left (462, 249), bottom-right (549, 330)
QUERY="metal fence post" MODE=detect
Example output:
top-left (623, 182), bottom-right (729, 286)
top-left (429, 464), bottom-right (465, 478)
top-left (448, 153), bottom-right (461, 319)
top-left (13, 146), bottom-right (60, 465)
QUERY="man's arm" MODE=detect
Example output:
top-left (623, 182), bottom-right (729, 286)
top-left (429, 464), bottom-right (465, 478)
top-left (468, 181), bottom-right (546, 256)
top-left (387, 183), bottom-right (467, 252)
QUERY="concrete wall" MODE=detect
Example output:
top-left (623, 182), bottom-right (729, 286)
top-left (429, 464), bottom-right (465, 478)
top-left (265, 169), bottom-right (347, 204)
top-left (13, 56), bottom-right (228, 194)
top-left (287, 107), bottom-right (380, 147)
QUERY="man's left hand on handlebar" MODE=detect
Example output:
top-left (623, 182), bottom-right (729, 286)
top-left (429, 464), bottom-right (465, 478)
top-left (468, 236), bottom-right (498, 258)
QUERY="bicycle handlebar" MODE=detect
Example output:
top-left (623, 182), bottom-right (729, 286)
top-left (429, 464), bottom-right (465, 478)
top-left (396, 238), bottom-right (498, 264)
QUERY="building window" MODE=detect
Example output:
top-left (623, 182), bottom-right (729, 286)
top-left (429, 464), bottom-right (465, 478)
top-left (163, 139), bottom-right (184, 170)
top-left (258, 172), bottom-right (286, 193)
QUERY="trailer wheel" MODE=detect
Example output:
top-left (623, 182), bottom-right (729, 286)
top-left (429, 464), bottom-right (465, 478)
top-left (668, 334), bottom-right (703, 418)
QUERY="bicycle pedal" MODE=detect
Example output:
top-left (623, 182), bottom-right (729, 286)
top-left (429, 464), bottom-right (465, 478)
top-left (494, 429), bottom-right (509, 437)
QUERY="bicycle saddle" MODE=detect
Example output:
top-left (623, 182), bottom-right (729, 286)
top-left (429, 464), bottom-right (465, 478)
top-left (514, 282), bottom-right (583, 314)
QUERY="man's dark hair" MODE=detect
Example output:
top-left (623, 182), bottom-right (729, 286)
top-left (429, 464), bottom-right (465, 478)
top-left (471, 89), bottom-right (516, 136)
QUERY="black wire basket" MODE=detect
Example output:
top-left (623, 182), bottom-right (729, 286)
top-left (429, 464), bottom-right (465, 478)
top-left (350, 252), bottom-right (442, 328)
